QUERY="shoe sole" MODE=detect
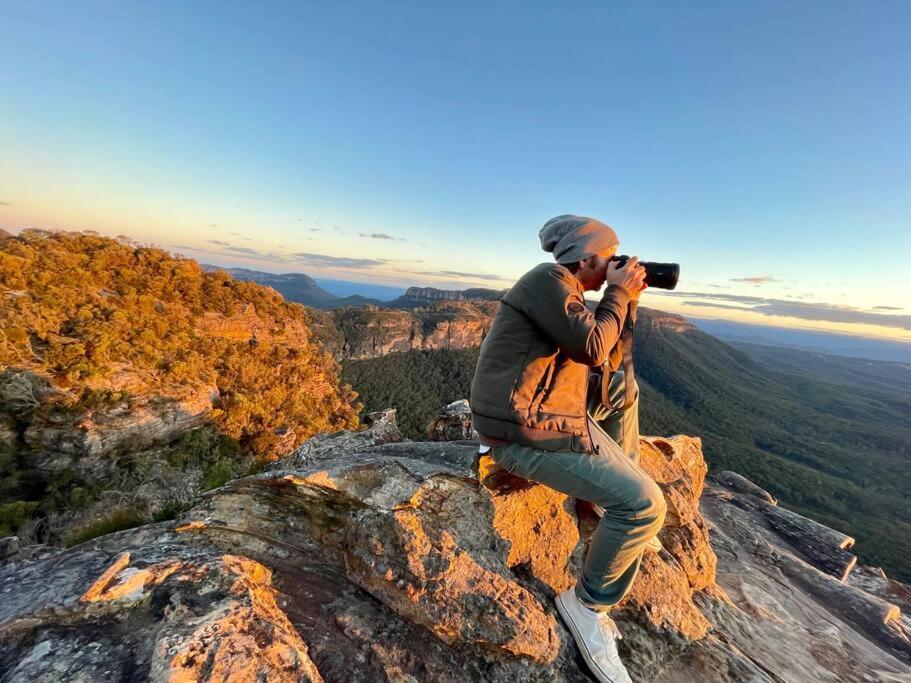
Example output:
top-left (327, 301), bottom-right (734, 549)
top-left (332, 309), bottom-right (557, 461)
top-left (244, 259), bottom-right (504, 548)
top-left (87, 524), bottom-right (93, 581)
top-left (554, 592), bottom-right (620, 683)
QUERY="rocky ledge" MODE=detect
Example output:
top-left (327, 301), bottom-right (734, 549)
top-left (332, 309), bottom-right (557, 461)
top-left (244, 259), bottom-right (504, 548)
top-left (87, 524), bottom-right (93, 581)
top-left (1, 410), bottom-right (908, 681)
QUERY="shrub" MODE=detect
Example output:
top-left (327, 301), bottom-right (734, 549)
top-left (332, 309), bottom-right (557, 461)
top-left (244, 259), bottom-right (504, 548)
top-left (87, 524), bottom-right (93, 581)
top-left (63, 508), bottom-right (146, 547)
top-left (202, 459), bottom-right (234, 491)
top-left (0, 500), bottom-right (40, 536)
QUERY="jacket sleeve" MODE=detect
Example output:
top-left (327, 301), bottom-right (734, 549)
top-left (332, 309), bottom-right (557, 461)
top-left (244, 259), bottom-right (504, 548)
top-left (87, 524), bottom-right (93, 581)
top-left (519, 267), bottom-right (632, 366)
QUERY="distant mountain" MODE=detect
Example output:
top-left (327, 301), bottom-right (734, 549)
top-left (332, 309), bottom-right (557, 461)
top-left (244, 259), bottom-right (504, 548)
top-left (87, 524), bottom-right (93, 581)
top-left (731, 341), bottom-right (911, 395)
top-left (388, 286), bottom-right (507, 309)
top-left (313, 278), bottom-right (404, 302)
top-left (689, 316), bottom-right (911, 363)
top-left (201, 266), bottom-right (385, 308)
top-left (203, 266), bottom-right (507, 311)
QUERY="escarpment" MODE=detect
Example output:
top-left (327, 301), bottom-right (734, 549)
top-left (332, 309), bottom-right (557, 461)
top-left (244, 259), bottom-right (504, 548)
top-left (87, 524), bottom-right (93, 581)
top-left (307, 301), bottom-right (499, 360)
top-left (2, 407), bottom-right (908, 681)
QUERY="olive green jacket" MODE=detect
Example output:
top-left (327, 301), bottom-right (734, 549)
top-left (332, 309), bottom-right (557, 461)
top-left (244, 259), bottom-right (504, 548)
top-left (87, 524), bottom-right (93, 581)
top-left (469, 262), bottom-right (632, 453)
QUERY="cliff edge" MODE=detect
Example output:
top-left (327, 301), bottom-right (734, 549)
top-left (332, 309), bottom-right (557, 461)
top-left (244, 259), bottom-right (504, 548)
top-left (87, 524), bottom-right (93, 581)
top-left (1, 408), bottom-right (908, 681)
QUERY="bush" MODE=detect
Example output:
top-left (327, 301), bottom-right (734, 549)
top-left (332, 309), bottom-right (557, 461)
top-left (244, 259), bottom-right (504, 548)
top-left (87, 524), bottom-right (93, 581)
top-left (202, 459), bottom-right (235, 491)
top-left (0, 229), bottom-right (360, 461)
top-left (0, 500), bottom-right (40, 536)
top-left (63, 507), bottom-right (145, 547)
top-left (151, 500), bottom-right (192, 522)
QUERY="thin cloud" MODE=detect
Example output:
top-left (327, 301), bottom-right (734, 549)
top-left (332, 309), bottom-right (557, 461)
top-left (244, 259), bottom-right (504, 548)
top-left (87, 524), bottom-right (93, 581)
top-left (358, 232), bottom-right (397, 240)
top-left (223, 245), bottom-right (264, 257)
top-left (730, 276), bottom-right (777, 285)
top-left (658, 290), bottom-right (911, 330)
top-left (681, 301), bottom-right (756, 312)
top-left (310, 227), bottom-right (323, 232)
top-left (289, 252), bottom-right (388, 268)
top-left (210, 223), bottom-right (220, 228)
top-left (874, 305), bottom-right (902, 311)
top-left (0, 201), bottom-right (11, 207)
top-left (413, 269), bottom-right (508, 282)
top-left (208, 239), bottom-right (231, 246)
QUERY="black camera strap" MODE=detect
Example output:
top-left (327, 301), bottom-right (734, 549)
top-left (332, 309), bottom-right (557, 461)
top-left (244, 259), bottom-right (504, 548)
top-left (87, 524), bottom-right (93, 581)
top-left (600, 302), bottom-right (637, 412)
top-left (619, 320), bottom-right (637, 411)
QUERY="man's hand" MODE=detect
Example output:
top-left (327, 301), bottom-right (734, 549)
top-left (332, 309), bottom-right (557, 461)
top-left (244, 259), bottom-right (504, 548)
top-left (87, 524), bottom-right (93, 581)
top-left (605, 256), bottom-right (647, 301)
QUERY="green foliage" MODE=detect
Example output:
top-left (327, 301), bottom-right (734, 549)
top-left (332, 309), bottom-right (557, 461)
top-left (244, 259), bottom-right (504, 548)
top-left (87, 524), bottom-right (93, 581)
top-left (342, 348), bottom-right (480, 439)
top-left (202, 459), bottom-right (235, 491)
top-left (0, 229), bottom-right (360, 458)
top-left (166, 426), bottom-right (242, 470)
top-left (0, 500), bottom-right (39, 536)
top-left (0, 229), bottom-right (362, 541)
top-left (151, 500), bottom-right (192, 522)
top-left (64, 508), bottom-right (146, 547)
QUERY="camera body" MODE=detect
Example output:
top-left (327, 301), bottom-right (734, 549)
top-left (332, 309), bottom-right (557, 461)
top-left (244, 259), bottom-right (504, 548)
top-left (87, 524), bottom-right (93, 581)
top-left (611, 255), bottom-right (680, 290)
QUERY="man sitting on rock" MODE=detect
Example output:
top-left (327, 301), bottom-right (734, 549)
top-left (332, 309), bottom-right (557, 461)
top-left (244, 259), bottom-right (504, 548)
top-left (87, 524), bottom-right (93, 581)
top-left (469, 214), bottom-right (666, 683)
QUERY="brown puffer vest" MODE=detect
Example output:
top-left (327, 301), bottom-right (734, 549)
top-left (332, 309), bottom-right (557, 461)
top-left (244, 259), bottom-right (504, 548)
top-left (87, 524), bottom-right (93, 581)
top-left (469, 262), bottom-right (631, 453)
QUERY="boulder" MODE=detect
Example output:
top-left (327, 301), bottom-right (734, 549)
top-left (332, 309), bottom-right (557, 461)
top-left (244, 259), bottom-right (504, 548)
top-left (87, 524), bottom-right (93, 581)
top-left (425, 399), bottom-right (477, 441)
top-left (1, 408), bottom-right (909, 681)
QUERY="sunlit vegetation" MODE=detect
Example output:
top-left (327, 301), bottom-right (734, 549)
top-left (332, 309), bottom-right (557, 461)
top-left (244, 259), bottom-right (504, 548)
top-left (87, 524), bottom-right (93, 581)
top-left (0, 229), bottom-right (360, 539)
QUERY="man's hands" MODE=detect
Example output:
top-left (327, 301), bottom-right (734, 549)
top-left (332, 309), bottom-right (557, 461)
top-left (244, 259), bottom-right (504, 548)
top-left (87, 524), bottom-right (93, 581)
top-left (605, 256), bottom-right (647, 301)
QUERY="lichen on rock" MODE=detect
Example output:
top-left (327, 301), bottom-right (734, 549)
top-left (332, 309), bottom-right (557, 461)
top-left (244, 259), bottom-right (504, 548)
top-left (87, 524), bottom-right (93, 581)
top-left (1, 406), bottom-right (909, 681)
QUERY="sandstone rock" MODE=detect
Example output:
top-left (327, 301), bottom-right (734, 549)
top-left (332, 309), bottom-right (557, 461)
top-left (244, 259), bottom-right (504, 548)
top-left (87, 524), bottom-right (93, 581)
top-left (0, 539), bottom-right (322, 681)
top-left (715, 470), bottom-right (777, 505)
top-left (392, 286), bottom-right (507, 307)
top-left (425, 399), bottom-right (478, 441)
top-left (0, 537), bottom-right (18, 561)
top-left (716, 474), bottom-right (858, 581)
top-left (269, 408), bottom-right (403, 471)
top-left (24, 384), bottom-right (217, 468)
top-left (703, 476), bottom-right (911, 676)
top-left (311, 301), bottom-right (497, 360)
top-left (1, 411), bottom-right (909, 681)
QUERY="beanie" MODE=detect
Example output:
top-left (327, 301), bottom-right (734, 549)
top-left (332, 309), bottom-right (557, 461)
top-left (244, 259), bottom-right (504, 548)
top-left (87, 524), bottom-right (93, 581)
top-left (539, 214), bottom-right (619, 264)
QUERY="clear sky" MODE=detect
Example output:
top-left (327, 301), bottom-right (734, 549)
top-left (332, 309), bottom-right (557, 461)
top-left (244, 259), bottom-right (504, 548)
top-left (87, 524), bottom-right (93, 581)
top-left (2, 2), bottom-right (909, 341)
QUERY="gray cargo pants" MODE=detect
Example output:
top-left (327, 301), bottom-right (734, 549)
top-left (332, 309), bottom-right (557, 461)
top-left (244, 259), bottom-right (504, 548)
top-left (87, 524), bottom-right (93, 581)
top-left (487, 371), bottom-right (666, 610)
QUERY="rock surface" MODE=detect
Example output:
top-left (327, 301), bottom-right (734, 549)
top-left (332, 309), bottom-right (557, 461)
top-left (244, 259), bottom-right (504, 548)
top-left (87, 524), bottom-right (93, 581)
top-left (24, 383), bottom-right (218, 471)
top-left (307, 301), bottom-right (497, 360)
top-left (390, 286), bottom-right (508, 308)
top-left (425, 399), bottom-right (478, 441)
top-left (1, 410), bottom-right (909, 681)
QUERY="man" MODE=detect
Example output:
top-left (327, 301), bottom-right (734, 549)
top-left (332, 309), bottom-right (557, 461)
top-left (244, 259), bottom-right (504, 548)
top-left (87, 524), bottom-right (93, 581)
top-left (469, 214), bottom-right (666, 683)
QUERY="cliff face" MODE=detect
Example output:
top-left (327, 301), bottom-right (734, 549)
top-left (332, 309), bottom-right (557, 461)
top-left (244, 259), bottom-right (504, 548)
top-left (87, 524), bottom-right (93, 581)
top-left (308, 301), bottom-right (498, 360)
top-left (390, 286), bottom-right (507, 308)
top-left (305, 302), bottom-right (698, 362)
top-left (2, 409), bottom-right (907, 681)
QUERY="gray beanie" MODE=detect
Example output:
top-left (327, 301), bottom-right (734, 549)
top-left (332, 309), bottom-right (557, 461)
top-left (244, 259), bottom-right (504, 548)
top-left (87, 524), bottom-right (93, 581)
top-left (539, 214), bottom-right (619, 264)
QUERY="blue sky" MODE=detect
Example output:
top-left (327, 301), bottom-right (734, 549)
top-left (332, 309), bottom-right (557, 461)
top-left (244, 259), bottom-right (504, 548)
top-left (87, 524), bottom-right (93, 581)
top-left (1, 2), bottom-right (909, 340)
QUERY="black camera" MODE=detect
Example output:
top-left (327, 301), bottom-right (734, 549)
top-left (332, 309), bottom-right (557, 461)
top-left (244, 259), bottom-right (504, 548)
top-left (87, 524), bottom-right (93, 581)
top-left (611, 255), bottom-right (680, 290)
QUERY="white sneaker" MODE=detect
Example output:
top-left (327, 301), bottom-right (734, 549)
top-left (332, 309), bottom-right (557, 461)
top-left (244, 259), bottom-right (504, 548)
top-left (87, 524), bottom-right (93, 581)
top-left (555, 587), bottom-right (633, 683)
top-left (591, 503), bottom-right (663, 553)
